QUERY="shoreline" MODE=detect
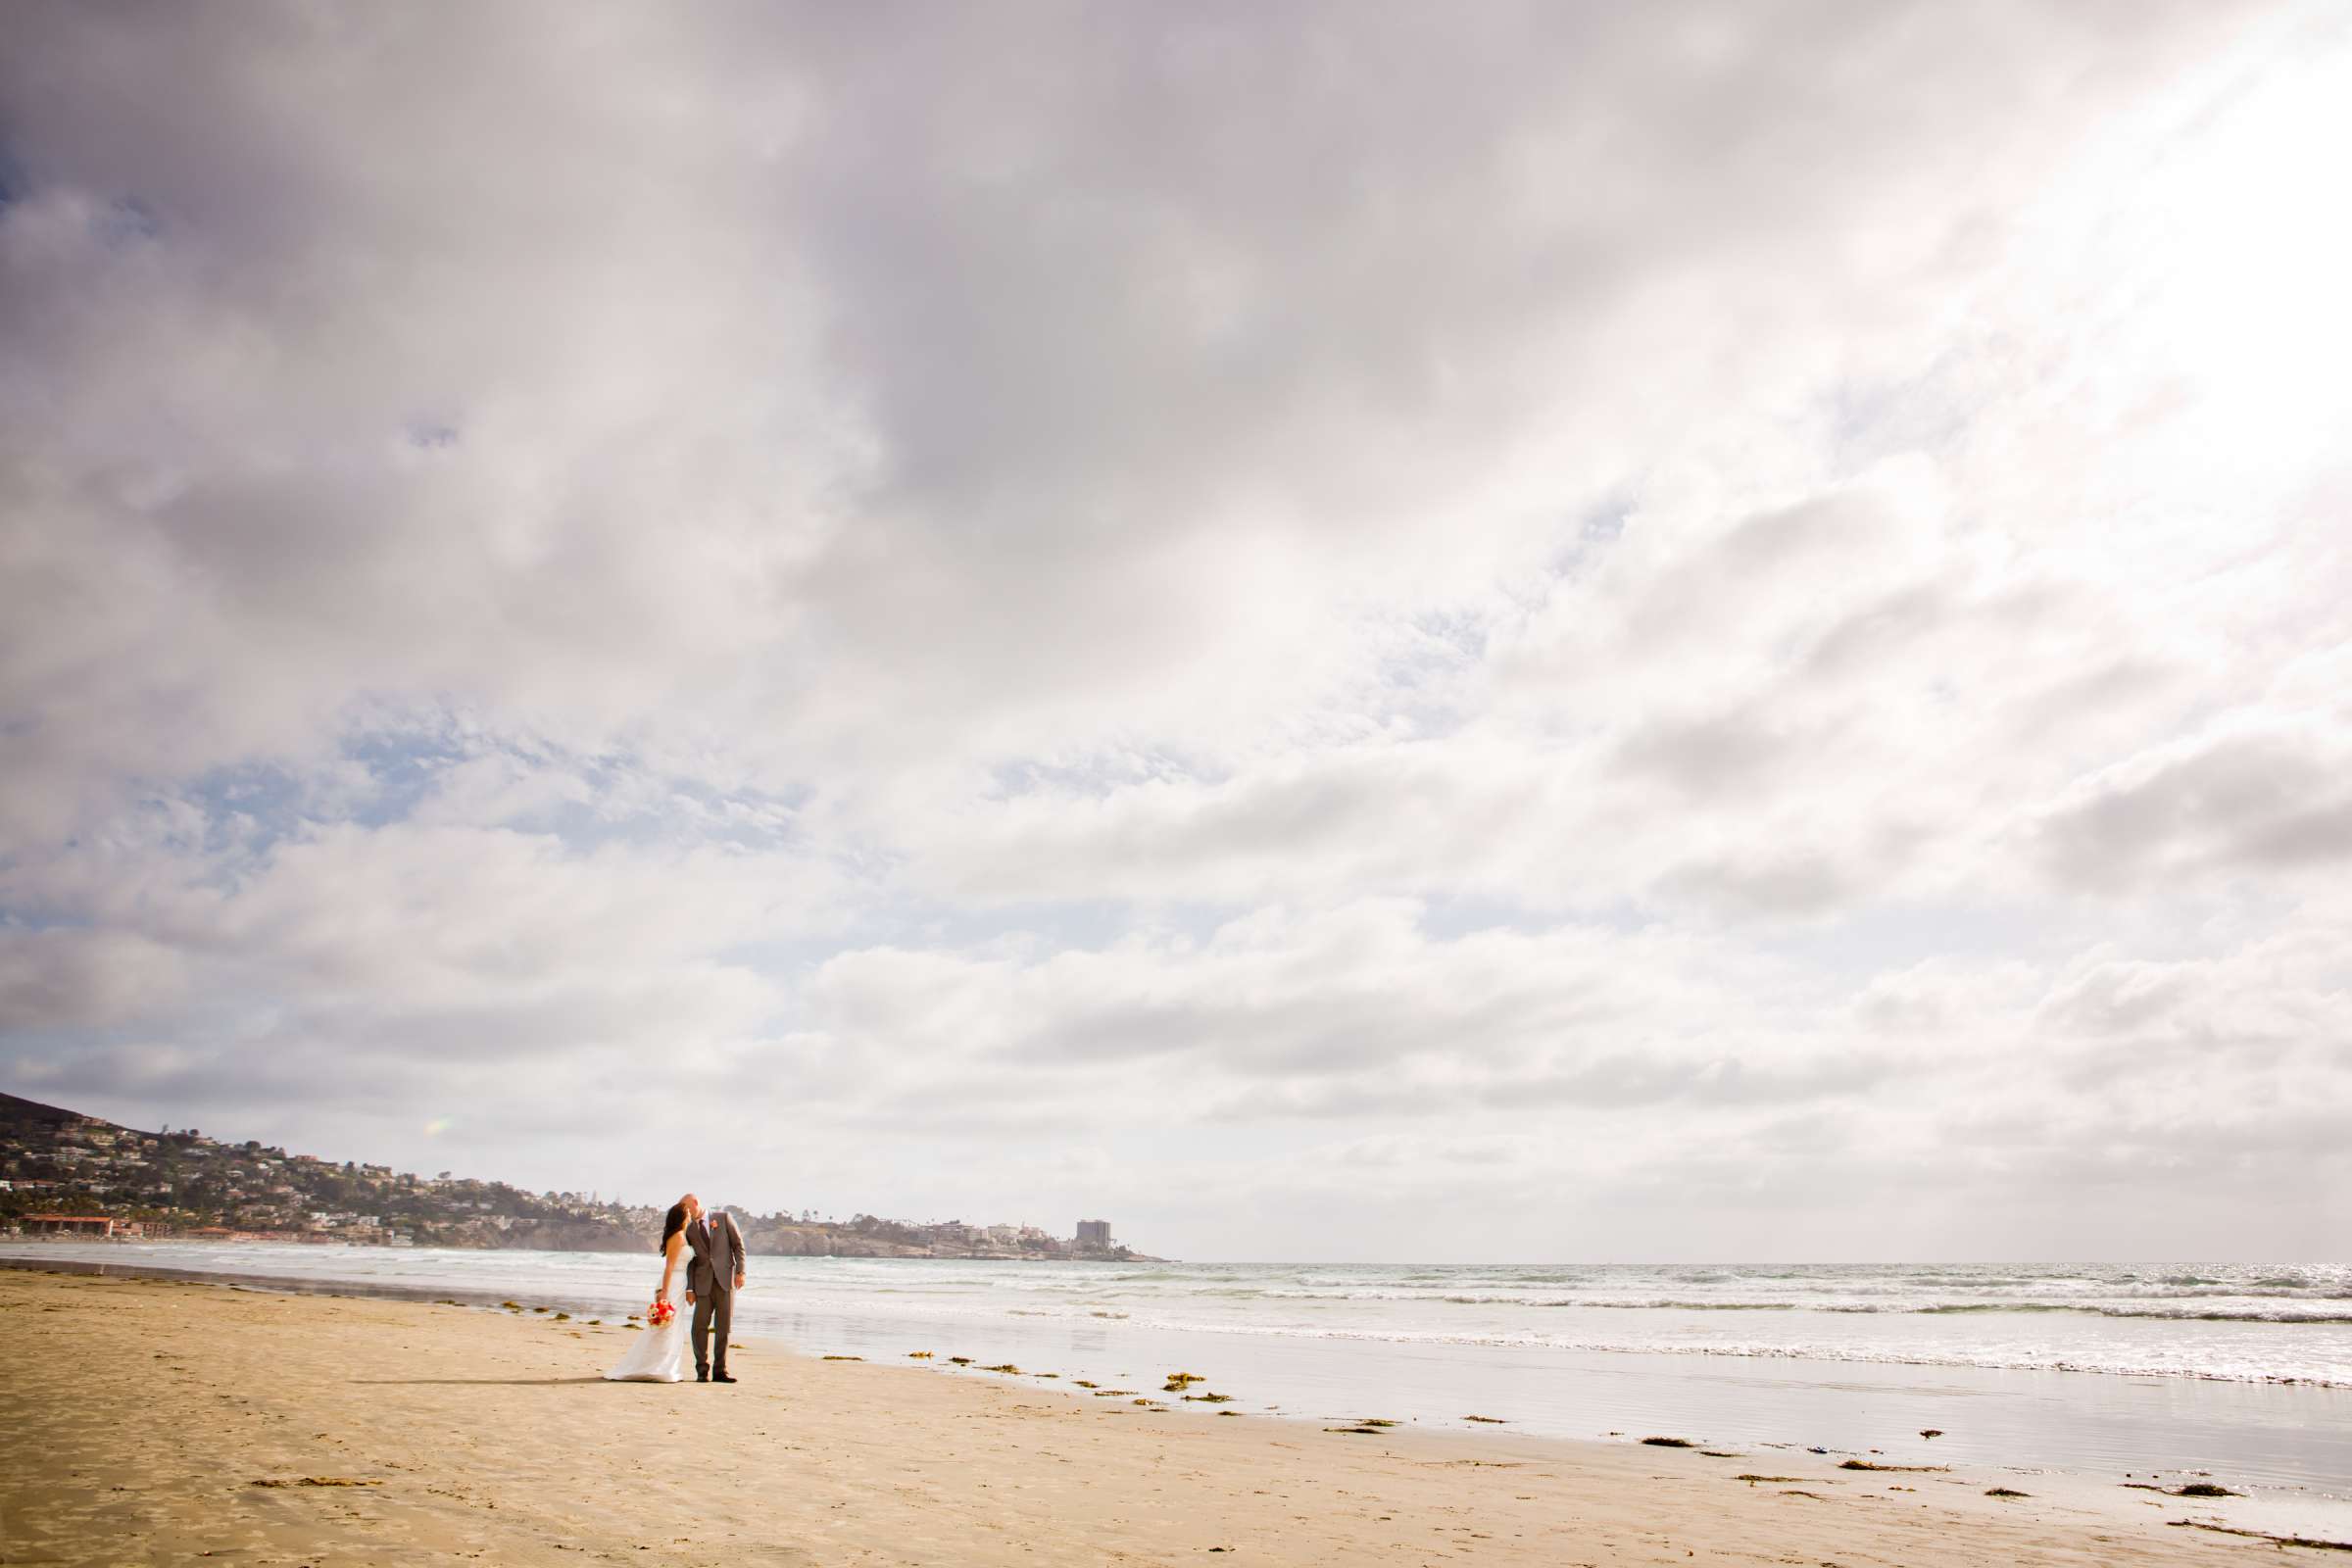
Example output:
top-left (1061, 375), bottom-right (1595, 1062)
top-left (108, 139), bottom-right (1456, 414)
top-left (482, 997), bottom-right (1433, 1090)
top-left (10, 1247), bottom-right (2352, 1510)
top-left (6, 1268), bottom-right (2345, 1564)
top-left (7, 1246), bottom-right (2342, 1388)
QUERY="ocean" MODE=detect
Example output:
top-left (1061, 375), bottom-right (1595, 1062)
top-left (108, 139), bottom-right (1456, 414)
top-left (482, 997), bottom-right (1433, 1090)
top-left (13, 1245), bottom-right (2348, 1516)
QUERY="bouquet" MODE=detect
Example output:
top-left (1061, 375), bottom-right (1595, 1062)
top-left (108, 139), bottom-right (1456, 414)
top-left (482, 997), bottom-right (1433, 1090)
top-left (647, 1299), bottom-right (676, 1327)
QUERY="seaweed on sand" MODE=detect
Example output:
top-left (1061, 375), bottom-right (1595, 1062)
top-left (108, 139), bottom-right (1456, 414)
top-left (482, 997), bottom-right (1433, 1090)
top-left (1838, 1461), bottom-right (1945, 1473)
top-left (252, 1477), bottom-right (380, 1489)
top-left (2167, 1521), bottom-right (2352, 1552)
top-left (1640, 1437), bottom-right (1695, 1448)
top-left (1985, 1487), bottom-right (2030, 1498)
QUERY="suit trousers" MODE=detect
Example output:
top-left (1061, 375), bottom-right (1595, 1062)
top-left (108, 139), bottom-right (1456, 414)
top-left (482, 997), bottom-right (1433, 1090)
top-left (692, 1286), bottom-right (733, 1377)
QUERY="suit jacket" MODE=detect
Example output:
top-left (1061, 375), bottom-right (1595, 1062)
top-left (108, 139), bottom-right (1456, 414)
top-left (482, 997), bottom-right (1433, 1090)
top-left (686, 1211), bottom-right (746, 1297)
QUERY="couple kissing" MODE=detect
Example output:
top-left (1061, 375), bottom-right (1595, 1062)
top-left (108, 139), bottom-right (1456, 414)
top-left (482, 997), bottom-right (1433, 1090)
top-left (603, 1193), bottom-right (746, 1385)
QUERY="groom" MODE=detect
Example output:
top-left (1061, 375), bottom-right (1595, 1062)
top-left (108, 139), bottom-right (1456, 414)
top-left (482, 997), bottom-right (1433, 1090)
top-left (680, 1193), bottom-right (747, 1384)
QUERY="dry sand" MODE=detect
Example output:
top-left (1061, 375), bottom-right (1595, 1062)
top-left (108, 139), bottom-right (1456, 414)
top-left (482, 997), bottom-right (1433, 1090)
top-left (0, 1269), bottom-right (2294, 1565)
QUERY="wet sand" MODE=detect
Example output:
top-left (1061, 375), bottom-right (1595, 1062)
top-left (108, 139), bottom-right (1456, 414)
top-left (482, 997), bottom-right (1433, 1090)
top-left (0, 1269), bottom-right (2314, 1565)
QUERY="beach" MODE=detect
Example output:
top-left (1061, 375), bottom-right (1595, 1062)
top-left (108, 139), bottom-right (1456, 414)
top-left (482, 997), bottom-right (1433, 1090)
top-left (11, 1243), bottom-right (2347, 1496)
top-left (2, 1268), bottom-right (2326, 1566)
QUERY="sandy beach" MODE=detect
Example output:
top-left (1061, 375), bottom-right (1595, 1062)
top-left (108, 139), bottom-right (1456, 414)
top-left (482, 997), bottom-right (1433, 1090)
top-left (2, 1269), bottom-right (2316, 1566)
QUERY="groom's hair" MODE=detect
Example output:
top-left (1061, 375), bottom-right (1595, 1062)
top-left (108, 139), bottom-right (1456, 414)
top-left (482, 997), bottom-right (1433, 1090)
top-left (658, 1202), bottom-right (688, 1254)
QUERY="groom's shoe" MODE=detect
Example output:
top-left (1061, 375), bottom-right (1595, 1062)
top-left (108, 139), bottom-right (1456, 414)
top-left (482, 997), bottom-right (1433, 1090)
top-left (712, 1372), bottom-right (737, 1383)
top-left (696, 1369), bottom-right (710, 1383)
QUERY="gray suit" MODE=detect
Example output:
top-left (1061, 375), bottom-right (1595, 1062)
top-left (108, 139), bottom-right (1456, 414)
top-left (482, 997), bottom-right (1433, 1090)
top-left (685, 1210), bottom-right (747, 1378)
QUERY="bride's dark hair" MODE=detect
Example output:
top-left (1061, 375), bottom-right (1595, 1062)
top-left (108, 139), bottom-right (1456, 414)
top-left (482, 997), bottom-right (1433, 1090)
top-left (658, 1202), bottom-right (688, 1254)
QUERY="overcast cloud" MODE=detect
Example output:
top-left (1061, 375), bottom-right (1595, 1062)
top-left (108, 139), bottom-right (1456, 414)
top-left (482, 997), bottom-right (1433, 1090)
top-left (4, 1), bottom-right (2348, 1260)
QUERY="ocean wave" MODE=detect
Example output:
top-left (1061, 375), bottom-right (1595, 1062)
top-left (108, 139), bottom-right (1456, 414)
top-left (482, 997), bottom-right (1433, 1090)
top-left (1562, 1298), bottom-right (2352, 1322)
top-left (950, 1289), bottom-right (2352, 1337)
top-left (1915, 1302), bottom-right (2352, 1324)
top-left (1034, 1284), bottom-right (2352, 1318)
top-left (934, 1307), bottom-right (2352, 1388)
top-left (15, 1248), bottom-right (2349, 1389)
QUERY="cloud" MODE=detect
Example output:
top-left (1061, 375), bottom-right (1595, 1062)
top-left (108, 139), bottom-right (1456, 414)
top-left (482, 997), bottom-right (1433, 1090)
top-left (4, 1), bottom-right (2350, 1257)
top-left (2034, 725), bottom-right (2352, 892)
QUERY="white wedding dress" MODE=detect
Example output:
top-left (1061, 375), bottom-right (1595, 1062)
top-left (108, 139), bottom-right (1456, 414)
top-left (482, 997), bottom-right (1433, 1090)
top-left (604, 1284), bottom-right (687, 1383)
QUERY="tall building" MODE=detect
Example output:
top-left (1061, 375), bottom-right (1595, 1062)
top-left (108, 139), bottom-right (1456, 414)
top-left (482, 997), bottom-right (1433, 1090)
top-left (1075, 1219), bottom-right (1111, 1248)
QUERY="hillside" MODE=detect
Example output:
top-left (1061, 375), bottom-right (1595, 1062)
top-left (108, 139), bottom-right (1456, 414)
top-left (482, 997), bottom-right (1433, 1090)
top-left (0, 1091), bottom-right (1142, 1260)
top-left (0, 1092), bottom-right (80, 1132)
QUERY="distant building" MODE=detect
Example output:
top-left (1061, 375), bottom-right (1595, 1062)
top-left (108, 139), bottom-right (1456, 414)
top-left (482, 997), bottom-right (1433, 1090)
top-left (23, 1213), bottom-right (117, 1237)
top-left (1075, 1219), bottom-right (1111, 1248)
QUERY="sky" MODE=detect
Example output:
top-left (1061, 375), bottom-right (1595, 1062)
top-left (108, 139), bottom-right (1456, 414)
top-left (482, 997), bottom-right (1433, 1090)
top-left (3, 2), bottom-right (2348, 1263)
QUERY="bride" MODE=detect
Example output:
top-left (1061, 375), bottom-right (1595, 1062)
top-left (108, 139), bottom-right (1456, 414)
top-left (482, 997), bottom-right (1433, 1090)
top-left (604, 1200), bottom-right (689, 1383)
